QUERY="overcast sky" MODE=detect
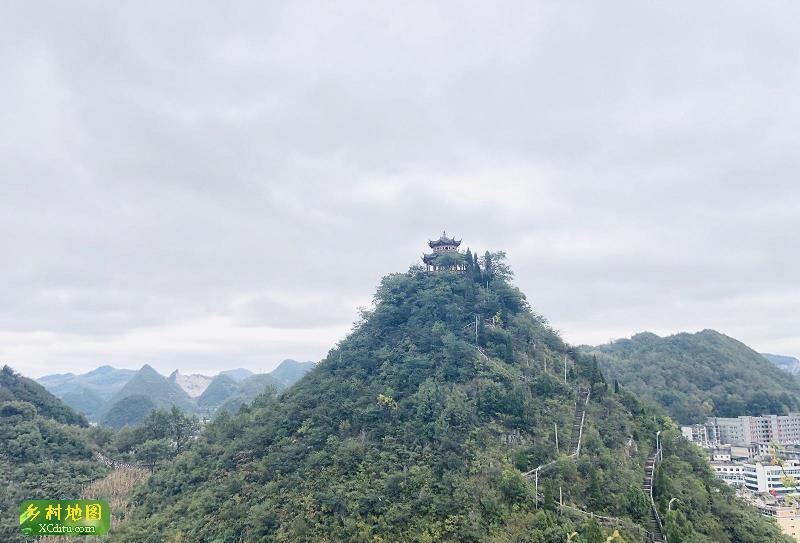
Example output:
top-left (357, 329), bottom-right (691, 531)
top-left (2, 2), bottom-right (799, 378)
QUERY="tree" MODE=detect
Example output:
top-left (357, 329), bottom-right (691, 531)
top-left (623, 482), bottom-right (649, 522)
top-left (582, 517), bottom-right (604, 543)
top-left (543, 482), bottom-right (556, 511)
top-left (170, 405), bottom-right (200, 454)
top-left (482, 251), bottom-right (493, 287)
top-left (136, 438), bottom-right (171, 466)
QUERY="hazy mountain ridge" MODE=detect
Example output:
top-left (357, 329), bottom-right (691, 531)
top-left (584, 329), bottom-right (800, 424)
top-left (38, 361), bottom-right (316, 426)
top-left (762, 352), bottom-right (800, 375)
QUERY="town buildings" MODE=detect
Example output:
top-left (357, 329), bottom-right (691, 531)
top-left (682, 413), bottom-right (800, 447)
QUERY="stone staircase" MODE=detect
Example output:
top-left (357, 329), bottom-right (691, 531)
top-left (569, 387), bottom-right (590, 455)
top-left (642, 453), bottom-right (665, 542)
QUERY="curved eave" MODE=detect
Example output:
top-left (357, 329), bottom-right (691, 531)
top-left (428, 238), bottom-right (462, 248)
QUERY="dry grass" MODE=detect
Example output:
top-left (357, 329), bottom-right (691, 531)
top-left (39, 467), bottom-right (150, 542)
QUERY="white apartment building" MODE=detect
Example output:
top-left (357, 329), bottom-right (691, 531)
top-left (742, 460), bottom-right (800, 495)
top-left (712, 463), bottom-right (745, 485)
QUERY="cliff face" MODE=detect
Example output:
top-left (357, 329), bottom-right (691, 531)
top-left (169, 370), bottom-right (213, 397)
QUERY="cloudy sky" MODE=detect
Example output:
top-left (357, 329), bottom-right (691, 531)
top-left (2, 2), bottom-right (799, 378)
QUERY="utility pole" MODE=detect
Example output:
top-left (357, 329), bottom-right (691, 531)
top-left (534, 467), bottom-right (539, 508)
top-left (555, 423), bottom-right (559, 453)
top-left (564, 354), bottom-right (567, 384)
top-left (474, 315), bottom-right (478, 346)
top-left (559, 485), bottom-right (563, 510)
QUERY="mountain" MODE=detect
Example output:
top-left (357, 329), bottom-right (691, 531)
top-left (38, 362), bottom-right (313, 423)
top-left (268, 359), bottom-right (316, 388)
top-left (0, 367), bottom-right (108, 542)
top-left (218, 368), bottom-right (254, 382)
top-left (584, 330), bottom-right (800, 424)
top-left (115, 254), bottom-right (788, 543)
top-left (101, 364), bottom-right (195, 428)
top-left (197, 374), bottom-right (242, 413)
top-left (36, 365), bottom-right (137, 419)
top-left (102, 394), bottom-right (158, 430)
top-left (762, 353), bottom-right (800, 375)
top-left (215, 373), bottom-right (279, 415)
top-left (199, 364), bottom-right (315, 416)
top-left (1, 365), bottom-right (87, 426)
top-left (168, 370), bottom-right (214, 397)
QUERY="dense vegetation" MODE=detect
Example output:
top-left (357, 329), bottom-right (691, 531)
top-left (585, 331), bottom-right (800, 424)
top-left (111, 254), bottom-right (789, 542)
top-left (92, 406), bottom-right (202, 467)
top-left (0, 368), bottom-right (108, 542)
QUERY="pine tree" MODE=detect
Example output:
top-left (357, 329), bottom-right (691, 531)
top-left (614, 379), bottom-right (620, 394)
top-left (482, 251), bottom-right (493, 287)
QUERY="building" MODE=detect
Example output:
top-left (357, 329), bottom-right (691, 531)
top-left (421, 232), bottom-right (467, 272)
top-left (711, 447), bottom-right (732, 462)
top-left (731, 444), bottom-right (759, 462)
top-left (717, 414), bottom-right (800, 446)
top-left (683, 414), bottom-right (800, 447)
top-left (756, 502), bottom-right (800, 542)
top-left (742, 460), bottom-right (800, 494)
top-left (682, 424), bottom-right (712, 446)
top-left (711, 463), bottom-right (745, 486)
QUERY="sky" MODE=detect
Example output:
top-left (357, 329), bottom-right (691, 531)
top-left (2, 2), bottom-right (799, 378)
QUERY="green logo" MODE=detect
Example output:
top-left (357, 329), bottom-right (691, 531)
top-left (20, 500), bottom-right (110, 536)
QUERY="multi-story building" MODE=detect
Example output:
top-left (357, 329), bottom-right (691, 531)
top-left (756, 502), bottom-right (800, 542)
top-left (682, 413), bottom-right (800, 447)
top-left (742, 460), bottom-right (800, 495)
top-left (711, 463), bottom-right (745, 486)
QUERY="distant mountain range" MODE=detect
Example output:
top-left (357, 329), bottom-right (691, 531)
top-left (583, 330), bottom-right (800, 424)
top-left (37, 360), bottom-right (315, 428)
top-left (761, 353), bottom-right (800, 375)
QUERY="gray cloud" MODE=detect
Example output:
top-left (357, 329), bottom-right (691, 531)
top-left (1, 1), bottom-right (799, 377)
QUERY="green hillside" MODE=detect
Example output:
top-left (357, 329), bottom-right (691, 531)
top-left (584, 330), bottom-right (800, 424)
top-left (0, 367), bottom-right (108, 542)
top-left (101, 364), bottom-right (195, 428)
top-left (0, 365), bottom-right (87, 426)
top-left (197, 374), bottom-right (242, 413)
top-left (115, 256), bottom-right (789, 543)
top-left (216, 373), bottom-right (279, 415)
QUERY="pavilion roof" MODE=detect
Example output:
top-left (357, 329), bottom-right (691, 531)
top-left (428, 231), bottom-right (461, 248)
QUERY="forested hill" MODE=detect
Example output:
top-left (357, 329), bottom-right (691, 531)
top-left (0, 367), bottom-right (108, 542)
top-left (584, 330), bottom-right (800, 424)
top-left (116, 256), bottom-right (790, 542)
top-left (0, 365), bottom-right (87, 426)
